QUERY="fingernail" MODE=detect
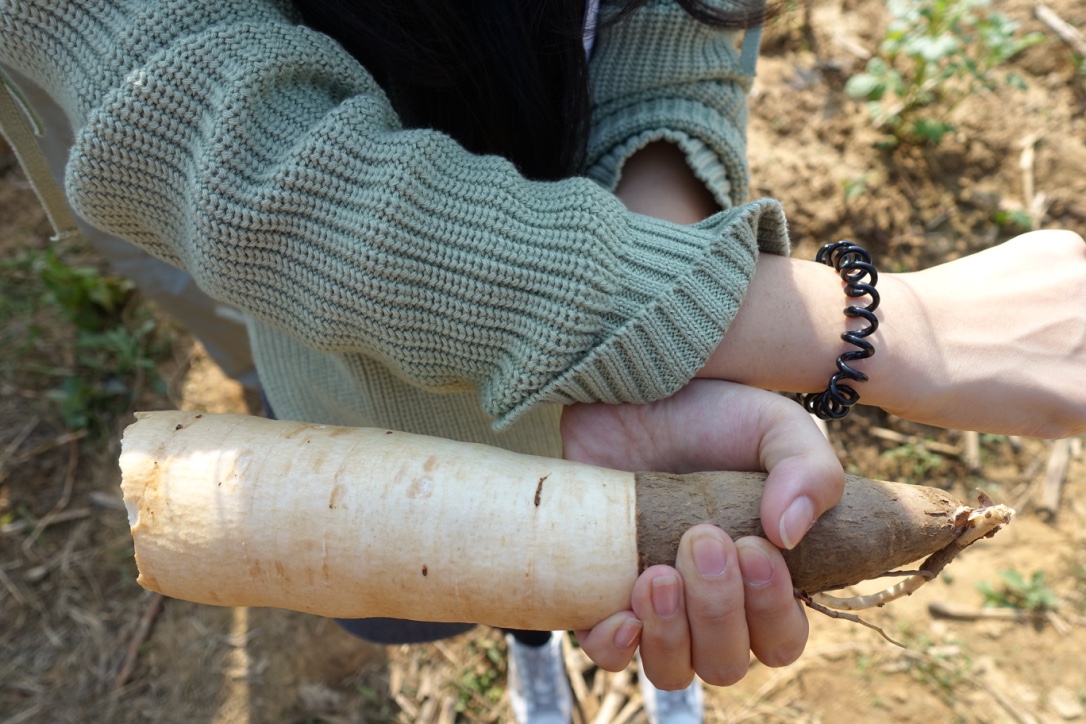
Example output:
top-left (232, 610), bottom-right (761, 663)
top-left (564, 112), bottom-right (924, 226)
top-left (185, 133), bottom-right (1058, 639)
top-left (692, 531), bottom-right (728, 578)
top-left (651, 575), bottom-right (680, 618)
top-left (779, 496), bottom-right (815, 550)
top-left (737, 543), bottom-right (774, 587)
top-left (613, 617), bottom-right (642, 650)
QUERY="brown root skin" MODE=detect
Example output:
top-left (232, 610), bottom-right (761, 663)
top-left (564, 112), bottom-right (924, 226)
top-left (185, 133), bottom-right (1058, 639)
top-left (636, 471), bottom-right (965, 594)
top-left (808, 494), bottom-right (1015, 612)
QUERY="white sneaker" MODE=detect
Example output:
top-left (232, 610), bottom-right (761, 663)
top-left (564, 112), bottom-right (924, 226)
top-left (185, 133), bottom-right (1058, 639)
top-left (638, 656), bottom-right (704, 724)
top-left (505, 632), bottom-right (574, 724)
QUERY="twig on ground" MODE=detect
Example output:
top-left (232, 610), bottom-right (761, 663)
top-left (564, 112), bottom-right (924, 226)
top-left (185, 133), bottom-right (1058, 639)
top-left (1017, 132), bottom-right (1051, 230)
top-left (1019, 133), bottom-right (1039, 219)
top-left (929, 601), bottom-right (1034, 622)
top-left (560, 633), bottom-right (594, 718)
top-left (962, 430), bottom-right (981, 472)
top-left (1035, 2), bottom-right (1086, 58)
top-left (610, 696), bottom-right (643, 724)
top-left (932, 600), bottom-right (1073, 638)
top-left (1045, 610), bottom-right (1073, 635)
top-left (833, 34), bottom-right (872, 60)
top-left (869, 427), bottom-right (961, 457)
top-left (8, 428), bottom-right (86, 467)
top-left (0, 414), bottom-right (40, 483)
top-left (22, 437), bottom-right (80, 557)
top-left (2, 507), bottom-right (91, 536)
top-left (1011, 452), bottom-right (1049, 512)
top-left (431, 640), bottom-right (462, 669)
top-left (1038, 438), bottom-right (1071, 520)
top-left (0, 564), bottom-right (29, 606)
top-left (592, 666), bottom-right (632, 724)
top-left (392, 690), bottom-right (419, 720)
top-left (437, 695), bottom-right (458, 724)
top-left (113, 592), bottom-right (165, 691)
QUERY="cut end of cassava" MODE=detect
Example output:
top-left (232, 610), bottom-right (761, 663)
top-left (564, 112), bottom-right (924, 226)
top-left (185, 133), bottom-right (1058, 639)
top-left (119, 412), bottom-right (174, 594)
top-left (635, 471), bottom-right (969, 593)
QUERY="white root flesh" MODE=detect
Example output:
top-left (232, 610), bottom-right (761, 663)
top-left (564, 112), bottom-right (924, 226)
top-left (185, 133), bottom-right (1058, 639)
top-left (120, 411), bottom-right (639, 631)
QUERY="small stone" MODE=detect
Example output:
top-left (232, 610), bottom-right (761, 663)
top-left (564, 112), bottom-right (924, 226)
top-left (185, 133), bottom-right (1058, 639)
top-left (1048, 687), bottom-right (1085, 720)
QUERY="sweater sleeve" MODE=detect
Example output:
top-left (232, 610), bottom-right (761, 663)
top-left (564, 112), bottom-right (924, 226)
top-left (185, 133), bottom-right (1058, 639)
top-left (587, 0), bottom-right (765, 217)
top-left (1, 0), bottom-right (789, 428)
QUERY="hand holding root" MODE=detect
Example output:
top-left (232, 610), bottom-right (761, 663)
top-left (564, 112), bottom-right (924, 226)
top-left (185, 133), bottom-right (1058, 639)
top-left (799, 491), bottom-right (1015, 646)
top-left (563, 380), bottom-right (843, 688)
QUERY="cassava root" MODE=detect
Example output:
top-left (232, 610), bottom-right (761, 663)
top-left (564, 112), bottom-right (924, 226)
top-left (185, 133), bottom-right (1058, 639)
top-left (119, 411), bottom-right (1013, 632)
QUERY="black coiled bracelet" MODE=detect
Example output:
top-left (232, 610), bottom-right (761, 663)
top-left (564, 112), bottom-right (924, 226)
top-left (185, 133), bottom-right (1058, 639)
top-left (801, 241), bottom-right (880, 420)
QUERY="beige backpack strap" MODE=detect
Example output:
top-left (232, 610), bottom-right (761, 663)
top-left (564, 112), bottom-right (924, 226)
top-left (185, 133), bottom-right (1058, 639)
top-left (736, 0), bottom-right (766, 93)
top-left (0, 69), bottom-right (81, 241)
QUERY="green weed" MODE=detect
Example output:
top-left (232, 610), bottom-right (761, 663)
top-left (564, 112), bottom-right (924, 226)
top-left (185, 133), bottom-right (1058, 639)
top-left (894, 626), bottom-right (973, 704)
top-left (53, 318), bottom-right (167, 431)
top-left (880, 441), bottom-right (944, 484)
top-left (454, 639), bottom-right (507, 715)
top-left (991, 208), bottom-right (1034, 232)
top-left (845, 0), bottom-right (1044, 146)
top-left (2, 243), bottom-right (168, 431)
top-left (842, 174), bottom-right (873, 202)
top-left (977, 569), bottom-right (1058, 612)
top-left (32, 245), bottom-right (133, 331)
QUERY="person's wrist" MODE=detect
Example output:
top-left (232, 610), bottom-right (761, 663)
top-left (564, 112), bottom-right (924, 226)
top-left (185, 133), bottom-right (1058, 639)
top-left (856, 271), bottom-right (934, 418)
top-left (700, 254), bottom-right (848, 389)
top-left (801, 242), bottom-right (883, 419)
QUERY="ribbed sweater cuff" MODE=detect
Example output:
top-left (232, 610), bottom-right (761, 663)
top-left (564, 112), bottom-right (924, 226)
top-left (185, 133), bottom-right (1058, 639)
top-left (588, 94), bottom-right (749, 209)
top-left (496, 198), bottom-right (789, 427)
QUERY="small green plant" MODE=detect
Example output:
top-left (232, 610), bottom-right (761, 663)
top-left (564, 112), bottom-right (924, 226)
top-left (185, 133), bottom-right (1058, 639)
top-left (894, 626), bottom-right (972, 703)
top-left (45, 318), bottom-right (166, 429)
top-left (32, 245), bottom-right (133, 331)
top-left (881, 441), bottom-right (944, 483)
top-left (842, 174), bottom-right (873, 202)
top-left (977, 569), bottom-right (1059, 612)
top-left (5, 244), bottom-right (168, 431)
top-left (454, 639), bottom-right (507, 715)
top-left (991, 208), bottom-right (1034, 231)
top-left (845, 0), bottom-right (1044, 145)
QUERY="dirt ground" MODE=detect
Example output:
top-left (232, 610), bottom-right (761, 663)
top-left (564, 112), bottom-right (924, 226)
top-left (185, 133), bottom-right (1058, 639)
top-left (2, 0), bottom-right (1085, 722)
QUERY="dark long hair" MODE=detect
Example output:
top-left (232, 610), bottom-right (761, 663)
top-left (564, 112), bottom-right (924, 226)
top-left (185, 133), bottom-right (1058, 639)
top-left (294, 0), bottom-right (772, 180)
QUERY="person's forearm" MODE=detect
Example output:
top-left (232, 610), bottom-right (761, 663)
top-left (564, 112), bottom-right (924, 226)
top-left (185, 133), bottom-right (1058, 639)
top-left (616, 143), bottom-right (1086, 438)
top-left (698, 257), bottom-right (927, 413)
top-left (615, 141), bottom-right (907, 411)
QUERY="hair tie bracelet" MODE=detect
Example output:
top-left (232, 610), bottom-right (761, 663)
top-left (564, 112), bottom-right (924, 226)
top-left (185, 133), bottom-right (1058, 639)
top-left (801, 241), bottom-right (880, 420)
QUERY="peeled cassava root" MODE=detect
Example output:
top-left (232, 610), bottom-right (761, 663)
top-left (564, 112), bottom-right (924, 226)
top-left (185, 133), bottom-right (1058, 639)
top-left (119, 411), bottom-right (1013, 631)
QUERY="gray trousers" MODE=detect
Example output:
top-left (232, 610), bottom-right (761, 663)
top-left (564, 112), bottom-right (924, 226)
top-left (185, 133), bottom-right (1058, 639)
top-left (1, 65), bottom-right (258, 389)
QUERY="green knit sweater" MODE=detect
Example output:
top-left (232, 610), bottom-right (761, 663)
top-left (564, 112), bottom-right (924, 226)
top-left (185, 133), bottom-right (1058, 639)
top-left (1, 0), bottom-right (790, 457)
